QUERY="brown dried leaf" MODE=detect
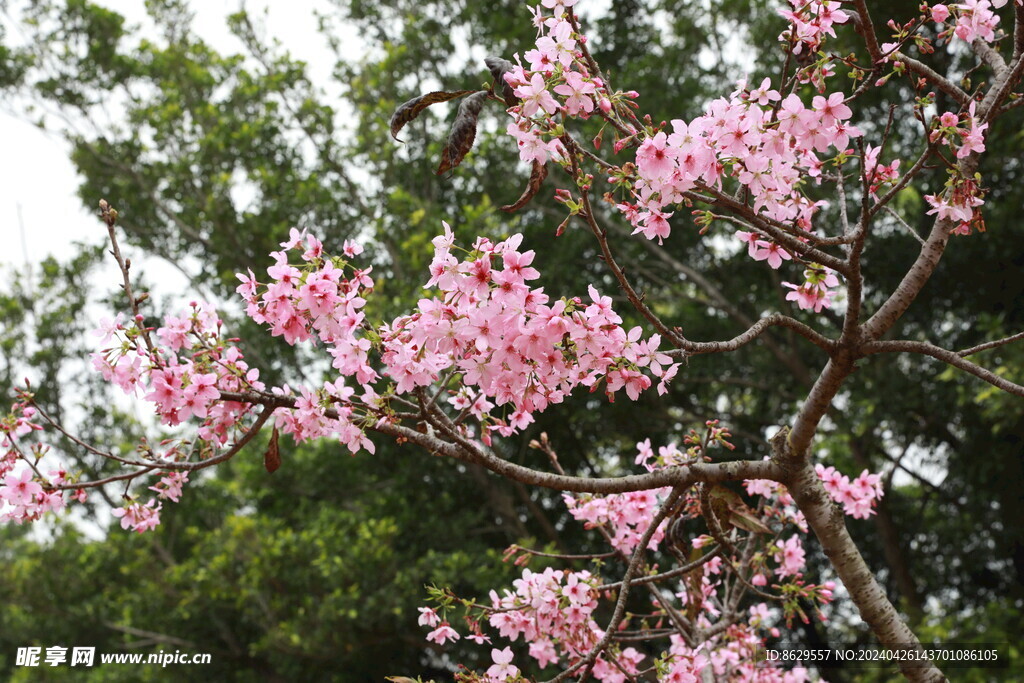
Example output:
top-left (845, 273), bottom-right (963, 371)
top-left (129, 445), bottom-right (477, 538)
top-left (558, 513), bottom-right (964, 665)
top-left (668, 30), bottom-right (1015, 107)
top-left (501, 160), bottom-right (548, 212)
top-left (389, 89), bottom-right (476, 142)
top-left (728, 506), bottom-right (772, 535)
top-left (436, 91), bottom-right (488, 175)
top-left (264, 426), bottom-right (281, 473)
top-left (708, 485), bottom-right (770, 534)
top-left (485, 56), bottom-right (518, 107)
top-left (685, 556), bottom-right (703, 620)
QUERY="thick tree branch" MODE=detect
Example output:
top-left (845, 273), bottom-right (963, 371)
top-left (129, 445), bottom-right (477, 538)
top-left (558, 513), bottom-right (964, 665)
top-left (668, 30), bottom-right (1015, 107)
top-left (853, 0), bottom-right (884, 63)
top-left (1015, 3), bottom-right (1024, 62)
top-left (979, 52), bottom-right (1024, 121)
top-left (971, 38), bottom-right (1008, 75)
top-left (785, 350), bottom-right (857, 460)
top-left (782, 462), bottom-right (946, 683)
top-left (205, 390), bottom-right (786, 495)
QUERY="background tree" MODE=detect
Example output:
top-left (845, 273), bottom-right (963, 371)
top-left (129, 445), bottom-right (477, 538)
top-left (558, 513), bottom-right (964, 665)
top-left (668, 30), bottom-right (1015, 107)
top-left (0, 0), bottom-right (1022, 680)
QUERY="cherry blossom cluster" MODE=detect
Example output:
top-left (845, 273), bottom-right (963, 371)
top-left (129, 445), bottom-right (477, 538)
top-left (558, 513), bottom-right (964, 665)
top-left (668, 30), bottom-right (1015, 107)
top-left (0, 466), bottom-right (73, 524)
top-left (815, 464), bottom-right (884, 519)
top-left (238, 225), bottom-right (680, 447)
top-left (93, 303), bottom-right (264, 440)
top-left (3, 212), bottom-right (685, 532)
top-left (91, 302), bottom-right (267, 529)
top-left (500, 0), bottom-right (1000, 329)
top-left (236, 230), bottom-right (374, 373)
top-left (498, 0), bottom-right (861, 313)
top-left (564, 486), bottom-right (671, 554)
top-left (110, 470), bottom-right (191, 531)
top-left (774, 1), bottom-right (847, 54)
top-left (862, 144), bottom-right (902, 198)
top-left (777, 0), bottom-right (849, 55)
top-left (782, 266), bottom-right (841, 313)
top-left (501, 2), bottom-right (607, 167)
top-left (626, 81), bottom-right (863, 239)
top-left (930, 0), bottom-right (1017, 44)
top-left (382, 226), bottom-right (679, 440)
top-left (0, 396), bottom-right (41, 479)
top-left (2, 294), bottom-right (270, 530)
top-left (921, 104), bottom-right (990, 235)
top-left (0, 396), bottom-right (84, 523)
top-left (932, 104), bottom-right (988, 161)
top-left (236, 229), bottom-right (383, 453)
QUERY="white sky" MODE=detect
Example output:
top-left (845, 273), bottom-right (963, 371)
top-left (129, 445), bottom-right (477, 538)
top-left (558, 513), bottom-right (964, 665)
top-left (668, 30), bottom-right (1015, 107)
top-left (0, 0), bottom-right (351, 276)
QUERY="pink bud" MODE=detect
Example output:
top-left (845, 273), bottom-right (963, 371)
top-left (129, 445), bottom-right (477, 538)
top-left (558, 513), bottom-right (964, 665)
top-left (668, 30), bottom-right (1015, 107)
top-left (625, 90), bottom-right (639, 99)
top-left (931, 4), bottom-right (949, 23)
top-left (556, 216), bottom-right (571, 237)
top-left (598, 97), bottom-right (612, 114)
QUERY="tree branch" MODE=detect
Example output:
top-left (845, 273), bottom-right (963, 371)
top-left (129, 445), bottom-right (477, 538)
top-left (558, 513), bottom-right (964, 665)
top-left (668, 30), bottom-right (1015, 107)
top-left (895, 53), bottom-right (971, 106)
top-left (861, 340), bottom-right (1024, 397)
top-left (957, 330), bottom-right (1024, 356)
top-left (664, 313), bottom-right (834, 358)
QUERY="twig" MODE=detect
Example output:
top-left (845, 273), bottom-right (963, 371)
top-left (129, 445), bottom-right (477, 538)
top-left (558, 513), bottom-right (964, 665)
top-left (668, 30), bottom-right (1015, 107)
top-left (957, 330), bottom-right (1024, 357)
top-left (883, 206), bottom-right (927, 246)
top-left (861, 340), bottom-right (1024, 397)
top-left (98, 200), bottom-right (156, 357)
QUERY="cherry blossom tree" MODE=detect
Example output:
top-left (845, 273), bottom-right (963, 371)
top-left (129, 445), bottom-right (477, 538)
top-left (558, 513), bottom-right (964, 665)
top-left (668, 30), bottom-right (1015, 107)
top-left (3, 0), bottom-right (1024, 680)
